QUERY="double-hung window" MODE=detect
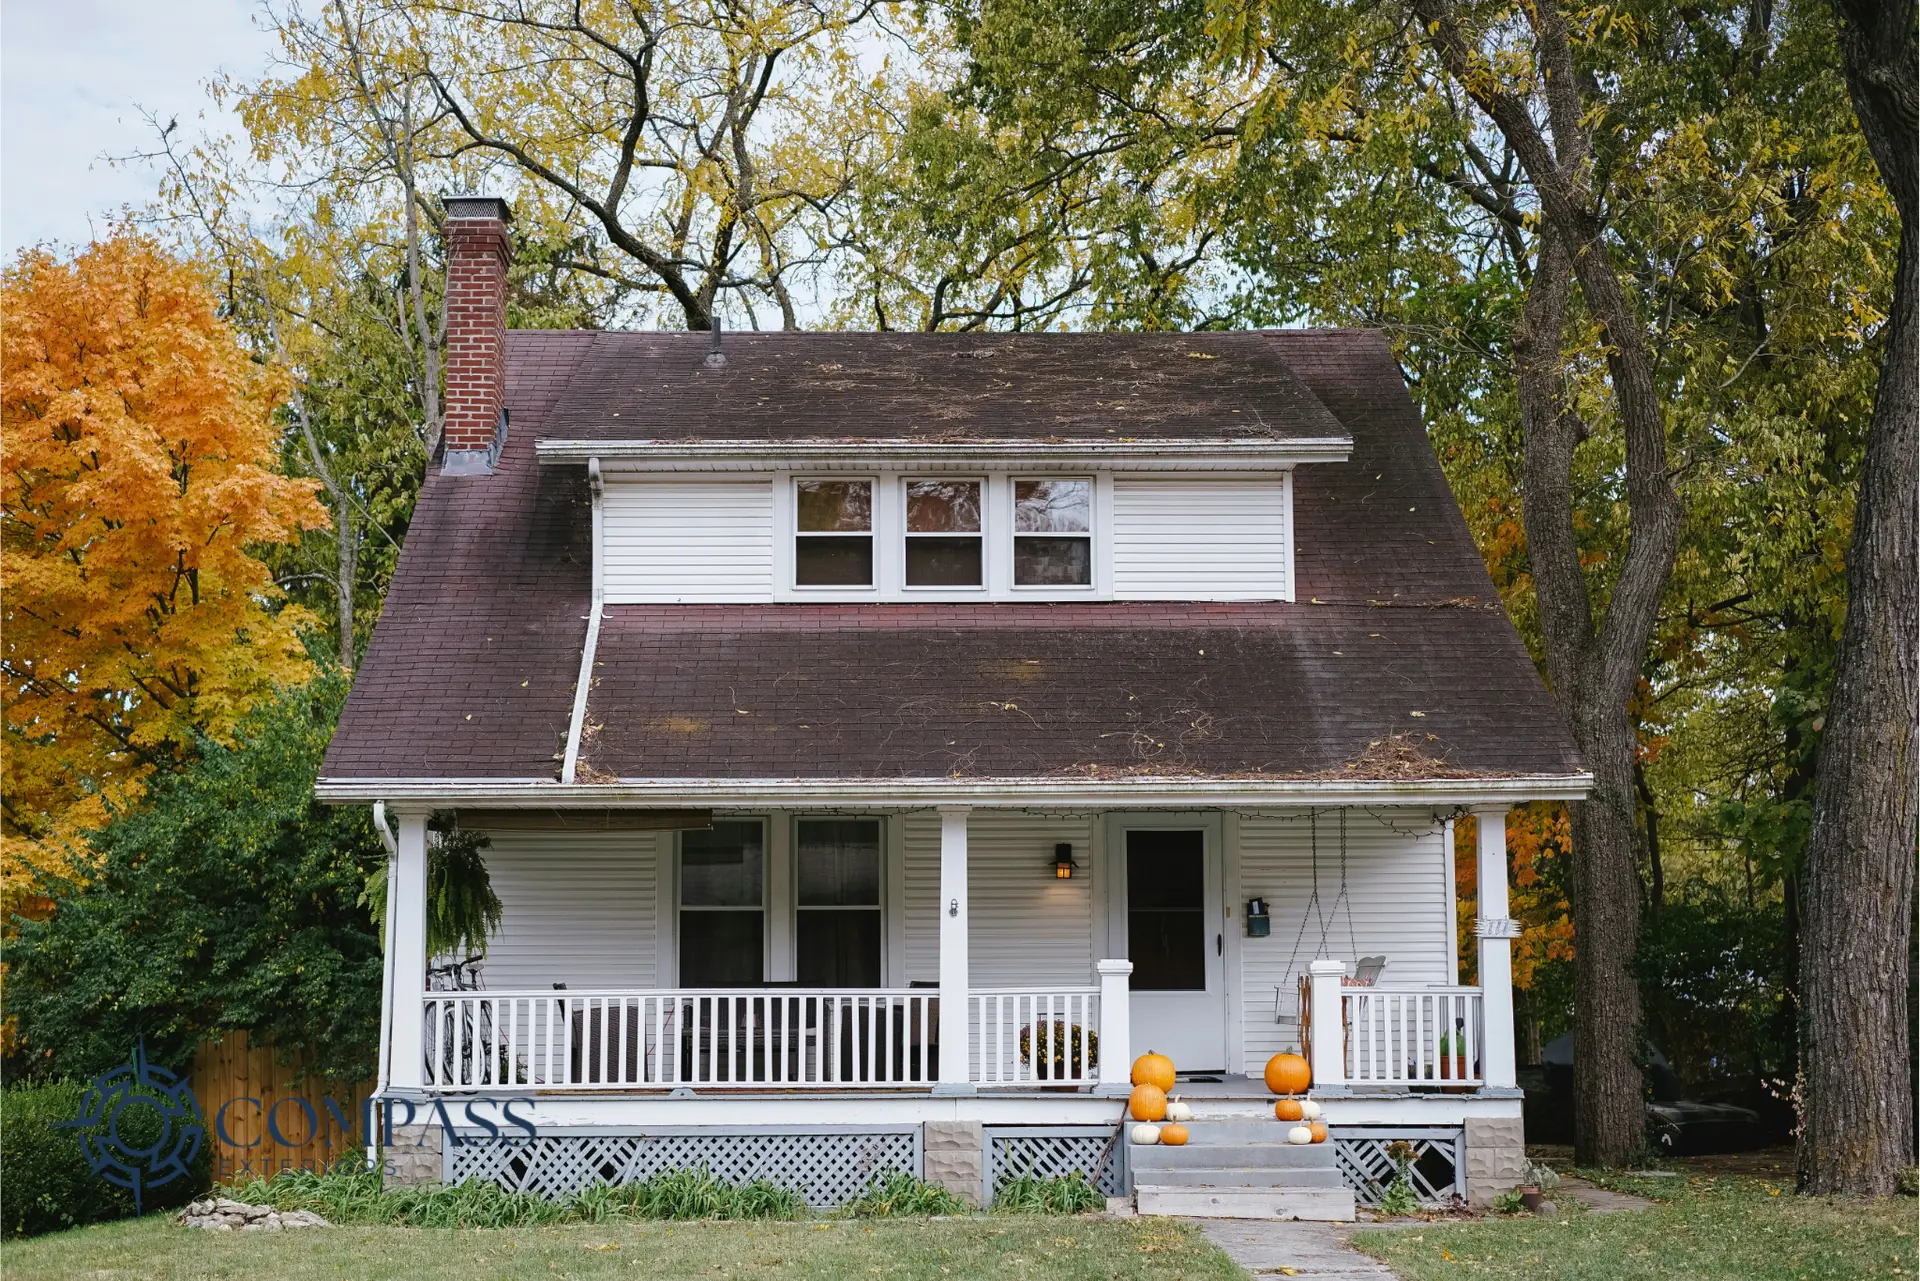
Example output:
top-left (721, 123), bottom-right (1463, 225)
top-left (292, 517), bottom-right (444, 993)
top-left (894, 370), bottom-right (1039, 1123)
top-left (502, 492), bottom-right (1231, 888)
top-left (1013, 478), bottom-right (1092, 586)
top-left (794, 479), bottom-right (873, 586)
top-left (678, 821), bottom-right (765, 985)
top-left (795, 819), bottom-right (882, 986)
top-left (904, 479), bottom-right (983, 587)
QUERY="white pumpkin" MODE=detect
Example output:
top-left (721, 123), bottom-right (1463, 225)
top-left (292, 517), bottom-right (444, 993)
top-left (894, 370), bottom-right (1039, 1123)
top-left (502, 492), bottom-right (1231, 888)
top-left (1165, 1099), bottom-right (1194, 1123)
top-left (1287, 1125), bottom-right (1314, 1145)
top-left (1299, 1099), bottom-right (1323, 1121)
top-left (1131, 1124), bottom-right (1164, 1145)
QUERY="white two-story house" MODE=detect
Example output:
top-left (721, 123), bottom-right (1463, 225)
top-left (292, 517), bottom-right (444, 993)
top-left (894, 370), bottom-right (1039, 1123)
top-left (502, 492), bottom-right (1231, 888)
top-left (316, 196), bottom-right (1588, 1219)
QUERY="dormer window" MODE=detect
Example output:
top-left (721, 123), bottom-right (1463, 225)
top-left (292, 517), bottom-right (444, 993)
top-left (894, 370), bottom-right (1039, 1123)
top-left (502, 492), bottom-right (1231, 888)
top-left (1013, 478), bottom-right (1092, 586)
top-left (904, 479), bottom-right (983, 587)
top-left (794, 479), bottom-right (873, 586)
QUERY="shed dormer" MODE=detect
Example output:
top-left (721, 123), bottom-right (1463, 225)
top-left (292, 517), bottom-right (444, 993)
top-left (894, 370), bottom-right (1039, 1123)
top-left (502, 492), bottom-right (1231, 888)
top-left (533, 331), bottom-right (1353, 604)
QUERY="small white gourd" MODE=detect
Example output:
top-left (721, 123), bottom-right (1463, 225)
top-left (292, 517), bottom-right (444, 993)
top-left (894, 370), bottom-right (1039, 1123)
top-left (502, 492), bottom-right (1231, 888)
top-left (1299, 1099), bottom-right (1323, 1121)
top-left (1165, 1098), bottom-right (1194, 1123)
top-left (1131, 1123), bottom-right (1163, 1145)
top-left (1287, 1124), bottom-right (1313, 1145)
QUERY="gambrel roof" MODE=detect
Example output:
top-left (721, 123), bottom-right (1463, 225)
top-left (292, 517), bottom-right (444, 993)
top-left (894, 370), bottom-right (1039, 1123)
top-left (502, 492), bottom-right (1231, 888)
top-left (320, 329), bottom-right (1582, 789)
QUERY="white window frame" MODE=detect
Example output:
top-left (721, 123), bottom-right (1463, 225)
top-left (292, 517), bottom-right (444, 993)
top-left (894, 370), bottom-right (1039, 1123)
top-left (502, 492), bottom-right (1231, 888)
top-left (791, 816), bottom-right (889, 987)
top-left (673, 817), bottom-right (769, 986)
top-left (772, 470), bottom-right (1113, 602)
top-left (790, 476), bottom-right (879, 593)
top-left (1008, 474), bottom-right (1098, 593)
top-left (901, 476), bottom-right (988, 594)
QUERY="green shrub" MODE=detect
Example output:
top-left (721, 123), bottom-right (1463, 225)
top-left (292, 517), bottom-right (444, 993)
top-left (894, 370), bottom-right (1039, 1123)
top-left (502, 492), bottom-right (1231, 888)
top-left (990, 1172), bottom-right (1103, 1214)
top-left (2, 1079), bottom-right (211, 1237)
top-left (238, 1164), bottom-right (807, 1225)
top-left (846, 1172), bottom-right (967, 1217)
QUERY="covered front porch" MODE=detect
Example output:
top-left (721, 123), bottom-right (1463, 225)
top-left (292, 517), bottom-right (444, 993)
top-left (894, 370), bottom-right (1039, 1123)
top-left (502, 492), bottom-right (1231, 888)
top-left (375, 795), bottom-right (1528, 1106)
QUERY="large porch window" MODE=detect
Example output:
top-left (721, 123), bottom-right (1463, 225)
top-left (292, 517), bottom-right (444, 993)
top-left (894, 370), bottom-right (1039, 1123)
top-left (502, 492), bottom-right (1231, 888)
top-left (796, 819), bottom-right (882, 986)
top-left (679, 820), bottom-right (765, 985)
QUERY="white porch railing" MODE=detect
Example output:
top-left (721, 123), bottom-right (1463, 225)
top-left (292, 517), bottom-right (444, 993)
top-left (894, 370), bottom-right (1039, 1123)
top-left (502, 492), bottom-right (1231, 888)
top-left (423, 990), bottom-right (939, 1090)
top-left (968, 989), bottom-right (1101, 1087)
top-left (1341, 986), bottom-right (1484, 1088)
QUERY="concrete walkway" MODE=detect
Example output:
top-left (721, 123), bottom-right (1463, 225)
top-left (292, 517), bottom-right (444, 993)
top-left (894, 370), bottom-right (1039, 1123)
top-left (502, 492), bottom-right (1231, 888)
top-left (1190, 1218), bottom-right (1399, 1279)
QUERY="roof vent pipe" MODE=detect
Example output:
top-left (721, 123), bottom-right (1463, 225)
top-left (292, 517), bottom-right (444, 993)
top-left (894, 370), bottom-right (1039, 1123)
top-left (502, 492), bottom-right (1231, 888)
top-left (705, 315), bottom-right (727, 368)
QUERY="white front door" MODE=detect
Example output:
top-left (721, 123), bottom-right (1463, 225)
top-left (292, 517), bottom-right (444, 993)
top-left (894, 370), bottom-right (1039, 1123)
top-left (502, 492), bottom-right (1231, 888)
top-left (1119, 824), bottom-right (1227, 1073)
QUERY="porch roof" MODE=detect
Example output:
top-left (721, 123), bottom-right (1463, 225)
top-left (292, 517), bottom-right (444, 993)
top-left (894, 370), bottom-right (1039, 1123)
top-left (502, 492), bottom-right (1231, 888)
top-left (319, 329), bottom-right (1583, 792)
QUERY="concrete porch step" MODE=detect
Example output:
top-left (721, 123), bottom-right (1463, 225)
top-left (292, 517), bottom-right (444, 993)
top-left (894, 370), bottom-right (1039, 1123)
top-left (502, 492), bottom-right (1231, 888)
top-left (1134, 1185), bottom-right (1356, 1221)
top-left (1131, 1142), bottom-right (1338, 1171)
top-left (1129, 1165), bottom-right (1349, 1189)
top-left (1155, 1120), bottom-right (1324, 1144)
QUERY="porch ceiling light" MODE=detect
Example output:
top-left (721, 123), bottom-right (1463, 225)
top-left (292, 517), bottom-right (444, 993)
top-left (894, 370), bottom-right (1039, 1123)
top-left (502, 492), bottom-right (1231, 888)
top-left (1053, 842), bottom-right (1076, 879)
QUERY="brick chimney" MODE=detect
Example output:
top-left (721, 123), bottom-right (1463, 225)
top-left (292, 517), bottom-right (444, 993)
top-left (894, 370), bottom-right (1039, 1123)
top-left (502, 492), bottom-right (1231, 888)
top-left (441, 195), bottom-right (513, 475)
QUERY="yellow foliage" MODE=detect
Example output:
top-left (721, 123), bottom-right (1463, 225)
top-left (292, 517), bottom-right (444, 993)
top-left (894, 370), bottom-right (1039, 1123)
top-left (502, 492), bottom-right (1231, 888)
top-left (1, 233), bottom-right (328, 902)
top-left (1456, 805), bottom-right (1576, 991)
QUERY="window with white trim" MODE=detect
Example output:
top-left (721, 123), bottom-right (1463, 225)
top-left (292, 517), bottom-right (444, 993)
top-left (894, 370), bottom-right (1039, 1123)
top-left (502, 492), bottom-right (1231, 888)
top-left (678, 820), bottom-right (765, 985)
top-left (904, 478), bottom-right (983, 587)
top-left (794, 479), bottom-right (872, 586)
top-left (1013, 478), bottom-right (1092, 586)
top-left (795, 819), bottom-right (883, 986)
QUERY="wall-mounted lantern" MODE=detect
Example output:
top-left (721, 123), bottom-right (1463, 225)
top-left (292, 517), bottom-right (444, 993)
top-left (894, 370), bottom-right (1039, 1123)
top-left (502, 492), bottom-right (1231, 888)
top-left (1053, 843), bottom-right (1077, 879)
top-left (1245, 897), bottom-right (1271, 937)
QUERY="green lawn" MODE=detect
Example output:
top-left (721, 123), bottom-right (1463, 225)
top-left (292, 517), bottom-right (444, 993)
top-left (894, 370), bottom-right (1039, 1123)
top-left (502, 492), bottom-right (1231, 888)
top-left (1, 1214), bottom-right (1242, 1281)
top-left (1353, 1172), bottom-right (1915, 1281)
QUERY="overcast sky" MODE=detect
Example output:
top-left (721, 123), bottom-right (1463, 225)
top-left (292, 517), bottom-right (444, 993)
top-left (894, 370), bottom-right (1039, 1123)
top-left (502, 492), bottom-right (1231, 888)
top-left (2, 0), bottom-right (277, 257)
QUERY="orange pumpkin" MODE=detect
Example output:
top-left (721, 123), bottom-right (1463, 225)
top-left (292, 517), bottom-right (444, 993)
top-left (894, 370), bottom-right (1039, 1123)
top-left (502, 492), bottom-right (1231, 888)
top-left (1309, 1122), bottom-right (1328, 1144)
top-left (1274, 1098), bottom-right (1304, 1122)
top-left (1159, 1123), bottom-right (1190, 1147)
top-left (1132, 1051), bottom-right (1177, 1093)
top-left (1128, 1083), bottom-right (1168, 1122)
top-left (1264, 1053), bottom-right (1312, 1096)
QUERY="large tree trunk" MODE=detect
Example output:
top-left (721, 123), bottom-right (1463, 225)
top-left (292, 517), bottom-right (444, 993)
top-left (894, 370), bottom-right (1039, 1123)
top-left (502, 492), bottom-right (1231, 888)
top-left (1798, 0), bottom-right (1918, 1196)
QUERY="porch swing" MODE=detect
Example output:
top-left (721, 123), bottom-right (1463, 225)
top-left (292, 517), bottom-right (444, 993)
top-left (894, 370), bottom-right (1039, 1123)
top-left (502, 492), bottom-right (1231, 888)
top-left (1271, 810), bottom-right (1387, 1051)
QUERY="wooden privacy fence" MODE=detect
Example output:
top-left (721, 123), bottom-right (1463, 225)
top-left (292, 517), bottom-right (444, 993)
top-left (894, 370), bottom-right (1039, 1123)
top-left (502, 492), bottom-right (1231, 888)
top-left (192, 1030), bottom-right (376, 1183)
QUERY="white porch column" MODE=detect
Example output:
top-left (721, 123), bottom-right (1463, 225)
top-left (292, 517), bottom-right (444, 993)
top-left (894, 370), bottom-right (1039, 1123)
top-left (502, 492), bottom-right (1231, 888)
top-left (1473, 805), bottom-right (1520, 1091)
top-left (386, 808), bottom-right (430, 1092)
top-left (935, 807), bottom-right (974, 1094)
top-left (1308, 959), bottom-right (1348, 1094)
top-left (1095, 959), bottom-right (1133, 1096)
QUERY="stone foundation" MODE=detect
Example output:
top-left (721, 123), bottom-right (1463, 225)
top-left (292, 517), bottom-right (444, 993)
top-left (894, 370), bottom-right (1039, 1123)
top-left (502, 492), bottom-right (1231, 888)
top-left (382, 1122), bottom-right (445, 1189)
top-left (923, 1121), bottom-right (985, 1208)
top-left (1463, 1115), bottom-right (1528, 1205)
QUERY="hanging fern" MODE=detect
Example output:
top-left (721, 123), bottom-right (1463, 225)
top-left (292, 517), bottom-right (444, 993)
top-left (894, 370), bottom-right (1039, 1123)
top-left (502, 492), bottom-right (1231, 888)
top-left (361, 812), bottom-right (503, 960)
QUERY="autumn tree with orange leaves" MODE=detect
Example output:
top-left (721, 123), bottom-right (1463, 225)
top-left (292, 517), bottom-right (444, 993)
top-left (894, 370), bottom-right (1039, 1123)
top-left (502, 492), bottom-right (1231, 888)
top-left (1, 233), bottom-right (329, 903)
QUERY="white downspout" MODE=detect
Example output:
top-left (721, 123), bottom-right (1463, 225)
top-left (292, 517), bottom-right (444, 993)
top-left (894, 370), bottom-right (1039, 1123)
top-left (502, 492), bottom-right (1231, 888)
top-left (562, 458), bottom-right (605, 783)
top-left (370, 800), bottom-right (399, 1167)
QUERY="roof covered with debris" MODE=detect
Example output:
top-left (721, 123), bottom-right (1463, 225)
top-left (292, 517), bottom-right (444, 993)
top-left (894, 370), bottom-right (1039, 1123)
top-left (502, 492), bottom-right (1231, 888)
top-left (320, 329), bottom-right (1582, 786)
top-left (538, 330), bottom-right (1352, 445)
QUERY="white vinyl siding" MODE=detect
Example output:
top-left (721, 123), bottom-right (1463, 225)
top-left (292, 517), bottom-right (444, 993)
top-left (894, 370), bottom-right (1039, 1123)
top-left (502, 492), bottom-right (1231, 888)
top-left (1234, 810), bottom-right (1451, 1063)
top-left (1111, 477), bottom-right (1291, 600)
top-left (900, 812), bottom-right (1096, 987)
top-left (476, 830), bottom-right (660, 990)
top-left (603, 479), bottom-right (773, 602)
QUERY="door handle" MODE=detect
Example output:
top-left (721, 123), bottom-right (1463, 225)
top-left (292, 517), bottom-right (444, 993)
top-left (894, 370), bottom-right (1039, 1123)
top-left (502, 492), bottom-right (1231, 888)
top-left (1216, 933), bottom-right (1223, 956)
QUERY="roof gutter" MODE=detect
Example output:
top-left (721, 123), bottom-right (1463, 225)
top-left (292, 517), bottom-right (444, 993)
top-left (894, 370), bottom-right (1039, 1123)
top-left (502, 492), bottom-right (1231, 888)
top-left (560, 457), bottom-right (604, 782)
top-left (536, 438), bottom-right (1354, 470)
top-left (318, 773), bottom-right (1594, 810)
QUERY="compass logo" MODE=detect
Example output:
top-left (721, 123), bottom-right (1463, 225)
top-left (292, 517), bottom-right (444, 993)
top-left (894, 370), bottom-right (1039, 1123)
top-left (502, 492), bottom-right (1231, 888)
top-left (56, 1043), bottom-right (206, 1215)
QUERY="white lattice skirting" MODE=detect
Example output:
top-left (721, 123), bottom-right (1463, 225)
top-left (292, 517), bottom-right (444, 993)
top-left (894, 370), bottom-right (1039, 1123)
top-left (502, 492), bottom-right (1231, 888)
top-left (986, 1127), bottom-right (1127, 1198)
top-left (1333, 1128), bottom-right (1465, 1206)
top-left (447, 1129), bottom-right (919, 1207)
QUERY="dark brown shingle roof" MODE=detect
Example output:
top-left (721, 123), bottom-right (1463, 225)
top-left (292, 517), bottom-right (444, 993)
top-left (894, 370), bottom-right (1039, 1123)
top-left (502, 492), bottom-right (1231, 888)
top-left (540, 331), bottom-right (1351, 444)
top-left (321, 328), bottom-right (1580, 784)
